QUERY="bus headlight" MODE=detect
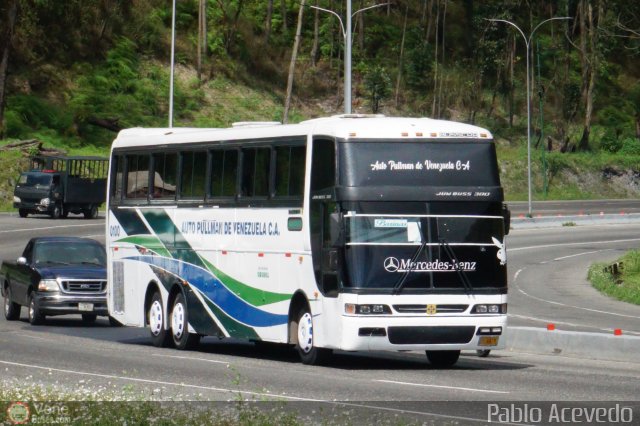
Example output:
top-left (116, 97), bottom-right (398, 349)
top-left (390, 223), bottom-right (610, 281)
top-left (345, 304), bottom-right (391, 315)
top-left (471, 304), bottom-right (507, 314)
top-left (40, 197), bottom-right (50, 206)
top-left (13, 196), bottom-right (21, 203)
top-left (38, 279), bottom-right (60, 292)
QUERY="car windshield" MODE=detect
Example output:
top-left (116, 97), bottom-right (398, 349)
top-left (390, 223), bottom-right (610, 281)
top-left (34, 241), bottom-right (106, 266)
top-left (18, 173), bottom-right (52, 187)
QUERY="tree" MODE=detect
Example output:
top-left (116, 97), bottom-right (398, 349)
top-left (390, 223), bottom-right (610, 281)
top-left (283, 0), bottom-right (305, 123)
top-left (0, 0), bottom-right (19, 138)
top-left (364, 65), bottom-right (391, 113)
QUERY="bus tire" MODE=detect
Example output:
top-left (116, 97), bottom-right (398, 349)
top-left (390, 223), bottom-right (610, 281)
top-left (294, 306), bottom-right (331, 365)
top-left (148, 291), bottom-right (171, 347)
top-left (18, 209), bottom-right (28, 218)
top-left (170, 292), bottom-right (200, 350)
top-left (108, 316), bottom-right (123, 327)
top-left (476, 349), bottom-right (491, 357)
top-left (426, 350), bottom-right (460, 368)
top-left (4, 286), bottom-right (20, 321)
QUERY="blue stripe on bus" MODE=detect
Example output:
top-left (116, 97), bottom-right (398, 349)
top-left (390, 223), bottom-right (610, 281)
top-left (124, 255), bottom-right (288, 328)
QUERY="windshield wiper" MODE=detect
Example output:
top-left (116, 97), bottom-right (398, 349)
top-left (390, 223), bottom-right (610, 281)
top-left (439, 238), bottom-right (473, 294)
top-left (43, 260), bottom-right (70, 265)
top-left (392, 240), bottom-right (427, 295)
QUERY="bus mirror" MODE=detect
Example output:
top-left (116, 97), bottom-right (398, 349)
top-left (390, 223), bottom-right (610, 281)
top-left (329, 212), bottom-right (344, 247)
top-left (503, 204), bottom-right (511, 235)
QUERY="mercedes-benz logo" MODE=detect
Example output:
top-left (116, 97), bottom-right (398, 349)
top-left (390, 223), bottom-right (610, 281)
top-left (384, 257), bottom-right (400, 272)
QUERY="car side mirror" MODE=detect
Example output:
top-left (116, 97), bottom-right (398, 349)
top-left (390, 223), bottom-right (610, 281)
top-left (17, 257), bottom-right (27, 266)
top-left (329, 212), bottom-right (344, 247)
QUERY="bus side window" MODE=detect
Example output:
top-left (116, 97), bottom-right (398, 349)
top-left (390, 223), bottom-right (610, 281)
top-left (180, 151), bottom-right (206, 199)
top-left (275, 145), bottom-right (306, 198)
top-left (125, 154), bottom-right (150, 199)
top-left (152, 152), bottom-right (178, 199)
top-left (210, 149), bottom-right (238, 198)
top-left (311, 138), bottom-right (335, 192)
top-left (241, 147), bottom-right (270, 197)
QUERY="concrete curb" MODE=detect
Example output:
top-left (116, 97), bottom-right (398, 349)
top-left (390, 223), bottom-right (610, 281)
top-left (511, 213), bottom-right (640, 229)
top-left (504, 326), bottom-right (640, 363)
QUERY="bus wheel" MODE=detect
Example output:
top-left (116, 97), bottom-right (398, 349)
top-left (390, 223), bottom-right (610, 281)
top-left (170, 292), bottom-right (200, 350)
top-left (476, 349), bottom-right (491, 358)
top-left (18, 209), bottom-right (28, 218)
top-left (148, 292), bottom-right (171, 347)
top-left (294, 307), bottom-right (331, 365)
top-left (426, 350), bottom-right (460, 368)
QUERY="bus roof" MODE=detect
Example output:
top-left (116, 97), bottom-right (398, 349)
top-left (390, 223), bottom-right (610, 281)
top-left (111, 115), bottom-right (493, 149)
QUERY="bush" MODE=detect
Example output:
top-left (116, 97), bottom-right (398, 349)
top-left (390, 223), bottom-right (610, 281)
top-left (600, 133), bottom-right (623, 153)
top-left (619, 137), bottom-right (640, 156)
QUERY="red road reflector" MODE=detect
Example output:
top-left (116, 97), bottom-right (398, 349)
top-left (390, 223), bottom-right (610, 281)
top-left (221, 250), bottom-right (227, 255)
top-left (258, 253), bottom-right (264, 257)
top-left (285, 253), bottom-right (292, 257)
top-left (614, 329), bottom-right (622, 336)
top-left (547, 324), bottom-right (555, 331)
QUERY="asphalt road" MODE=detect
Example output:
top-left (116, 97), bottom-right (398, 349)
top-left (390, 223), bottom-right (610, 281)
top-left (1, 213), bottom-right (639, 423)
top-left (507, 199), bottom-right (640, 217)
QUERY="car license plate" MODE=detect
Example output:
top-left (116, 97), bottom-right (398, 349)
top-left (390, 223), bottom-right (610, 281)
top-left (78, 303), bottom-right (94, 312)
top-left (479, 336), bottom-right (499, 346)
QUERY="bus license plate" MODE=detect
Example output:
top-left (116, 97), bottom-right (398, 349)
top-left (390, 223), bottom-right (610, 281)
top-left (78, 303), bottom-right (94, 312)
top-left (479, 336), bottom-right (499, 346)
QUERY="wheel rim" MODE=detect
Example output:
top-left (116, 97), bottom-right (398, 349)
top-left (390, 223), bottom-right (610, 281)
top-left (29, 298), bottom-right (35, 320)
top-left (149, 300), bottom-right (163, 336)
top-left (297, 312), bottom-right (314, 354)
top-left (171, 301), bottom-right (185, 340)
top-left (4, 295), bottom-right (9, 315)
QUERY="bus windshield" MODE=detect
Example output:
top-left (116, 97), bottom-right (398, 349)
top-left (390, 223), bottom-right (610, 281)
top-left (343, 214), bottom-right (507, 292)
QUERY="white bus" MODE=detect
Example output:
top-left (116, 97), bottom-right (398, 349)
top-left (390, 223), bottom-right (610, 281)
top-left (106, 115), bottom-right (509, 367)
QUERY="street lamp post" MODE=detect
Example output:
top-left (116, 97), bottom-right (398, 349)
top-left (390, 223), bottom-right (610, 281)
top-left (487, 17), bottom-right (571, 217)
top-left (311, 1), bottom-right (389, 114)
top-left (169, 0), bottom-right (176, 128)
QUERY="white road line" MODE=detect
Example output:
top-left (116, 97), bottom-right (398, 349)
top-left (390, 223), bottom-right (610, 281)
top-left (512, 252), bottom-right (640, 319)
top-left (509, 237), bottom-right (640, 252)
top-left (553, 249), bottom-right (609, 262)
top-left (0, 223), bottom-right (103, 234)
top-left (150, 353), bottom-right (229, 365)
top-left (0, 358), bottom-right (504, 424)
top-left (375, 379), bottom-right (509, 394)
top-left (509, 314), bottom-right (640, 335)
top-left (0, 359), bottom-right (320, 402)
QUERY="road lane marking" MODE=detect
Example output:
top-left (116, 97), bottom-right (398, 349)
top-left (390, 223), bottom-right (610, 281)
top-left (509, 237), bottom-right (640, 252)
top-left (509, 314), bottom-right (640, 335)
top-left (375, 379), bottom-right (509, 394)
top-left (512, 253), bottom-right (640, 320)
top-left (553, 249), bottom-right (611, 262)
top-left (0, 223), bottom-right (103, 234)
top-left (0, 358), bottom-right (508, 424)
top-left (150, 354), bottom-right (229, 365)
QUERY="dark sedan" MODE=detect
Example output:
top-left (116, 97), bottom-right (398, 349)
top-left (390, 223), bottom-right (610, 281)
top-left (1, 237), bottom-right (109, 325)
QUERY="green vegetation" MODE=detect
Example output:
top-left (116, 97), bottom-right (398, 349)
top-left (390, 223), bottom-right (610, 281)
top-left (0, 1), bottom-right (639, 209)
top-left (588, 251), bottom-right (640, 305)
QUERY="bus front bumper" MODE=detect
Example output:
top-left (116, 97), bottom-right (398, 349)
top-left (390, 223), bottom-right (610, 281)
top-left (337, 314), bottom-right (507, 352)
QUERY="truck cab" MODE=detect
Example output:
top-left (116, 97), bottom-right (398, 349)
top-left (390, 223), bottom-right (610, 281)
top-left (13, 156), bottom-right (108, 219)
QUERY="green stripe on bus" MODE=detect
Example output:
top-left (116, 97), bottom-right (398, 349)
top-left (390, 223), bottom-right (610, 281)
top-left (199, 257), bottom-right (292, 307)
top-left (116, 235), bottom-right (172, 258)
top-left (203, 298), bottom-right (259, 340)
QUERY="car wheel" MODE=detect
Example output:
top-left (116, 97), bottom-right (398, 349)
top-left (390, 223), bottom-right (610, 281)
top-left (4, 286), bottom-right (20, 321)
top-left (426, 350), bottom-right (461, 368)
top-left (50, 203), bottom-right (62, 219)
top-left (84, 205), bottom-right (98, 219)
top-left (294, 306), bottom-right (331, 365)
top-left (148, 291), bottom-right (171, 347)
top-left (82, 313), bottom-right (97, 324)
top-left (28, 293), bottom-right (45, 325)
top-left (18, 209), bottom-right (28, 218)
top-left (170, 292), bottom-right (200, 350)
